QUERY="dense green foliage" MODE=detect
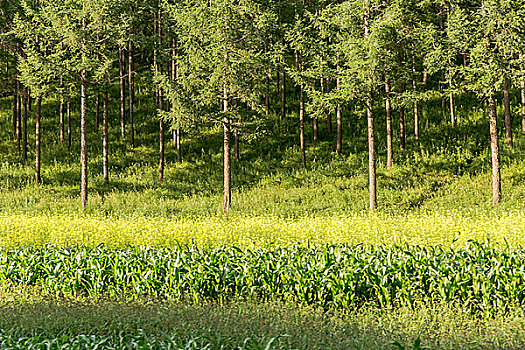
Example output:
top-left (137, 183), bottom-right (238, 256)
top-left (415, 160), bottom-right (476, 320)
top-left (2, 243), bottom-right (525, 315)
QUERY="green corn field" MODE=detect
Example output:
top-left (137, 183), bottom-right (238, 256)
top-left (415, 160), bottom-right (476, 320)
top-left (1, 242), bottom-right (524, 316)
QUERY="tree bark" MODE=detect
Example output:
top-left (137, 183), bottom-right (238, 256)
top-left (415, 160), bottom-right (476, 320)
top-left (12, 79), bottom-right (18, 140)
top-left (59, 77), bottom-right (64, 142)
top-left (176, 128), bottom-right (181, 163)
top-left (265, 73), bottom-right (270, 116)
top-left (234, 99), bottom-right (239, 161)
top-left (172, 39), bottom-right (177, 148)
top-left (95, 92), bottom-right (100, 129)
top-left (67, 99), bottom-right (71, 153)
top-left (223, 83), bottom-right (231, 215)
top-left (158, 94), bottom-right (164, 183)
top-left (276, 68), bottom-right (280, 95)
top-left (413, 92), bottom-right (419, 139)
top-left (157, 1), bottom-right (164, 183)
top-left (281, 69), bottom-right (286, 121)
top-left (313, 117), bottom-right (318, 142)
top-left (412, 55), bottom-right (419, 140)
top-left (399, 83), bottom-right (406, 151)
top-left (299, 66), bottom-right (306, 167)
top-left (80, 73), bottom-right (88, 210)
top-left (234, 130), bottom-right (239, 160)
top-left (119, 46), bottom-right (126, 140)
top-left (441, 70), bottom-right (446, 117)
top-left (521, 77), bottom-right (525, 135)
top-left (17, 83), bottom-right (21, 152)
top-left (35, 96), bottom-right (41, 184)
top-left (367, 89), bottom-right (376, 212)
top-left (312, 86), bottom-right (318, 142)
top-left (129, 40), bottom-right (135, 147)
top-left (449, 79), bottom-right (455, 127)
top-left (488, 95), bottom-right (501, 204)
top-left (385, 77), bottom-right (392, 170)
top-left (336, 71), bottom-right (342, 154)
top-left (326, 78), bottom-right (332, 135)
top-left (154, 15), bottom-right (159, 106)
top-left (503, 79), bottom-right (512, 148)
top-left (103, 91), bottom-right (109, 183)
top-left (172, 39), bottom-right (181, 163)
top-left (22, 86), bottom-right (27, 164)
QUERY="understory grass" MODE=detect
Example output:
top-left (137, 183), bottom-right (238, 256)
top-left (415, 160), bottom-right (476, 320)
top-left (1, 292), bottom-right (525, 349)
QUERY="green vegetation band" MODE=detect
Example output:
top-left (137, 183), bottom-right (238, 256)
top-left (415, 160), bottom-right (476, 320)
top-left (1, 242), bottom-right (524, 314)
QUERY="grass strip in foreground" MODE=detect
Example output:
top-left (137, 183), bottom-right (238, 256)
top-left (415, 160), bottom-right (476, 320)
top-left (0, 295), bottom-right (524, 349)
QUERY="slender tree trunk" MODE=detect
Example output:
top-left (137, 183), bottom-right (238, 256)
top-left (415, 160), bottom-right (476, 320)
top-left (412, 55), bottom-right (419, 140)
top-left (413, 91), bottom-right (419, 139)
top-left (234, 130), bottom-right (239, 160)
top-left (172, 39), bottom-right (177, 147)
top-left (67, 99), bottom-right (71, 153)
top-left (299, 67), bottom-right (306, 167)
top-left (154, 16), bottom-right (159, 106)
top-left (95, 93), bottom-right (100, 129)
top-left (385, 78), bottom-right (392, 170)
top-left (441, 70), bottom-right (446, 117)
top-left (103, 90), bottom-right (109, 183)
top-left (80, 74), bottom-right (88, 210)
top-left (449, 79), bottom-right (455, 127)
top-left (176, 128), bottom-right (181, 163)
top-left (367, 89), bottom-right (376, 212)
top-left (157, 1), bottom-right (164, 183)
top-left (16, 81), bottom-right (21, 152)
top-left (336, 70), bottom-right (342, 154)
top-left (276, 68), bottom-right (280, 95)
top-left (365, 0), bottom-right (375, 209)
top-left (503, 79), bottom-right (512, 148)
top-left (35, 96), bottom-right (41, 184)
top-left (488, 95), bottom-right (501, 204)
top-left (171, 39), bottom-right (181, 163)
top-left (312, 86), bottom-right (318, 142)
top-left (313, 117), bottom-right (318, 142)
top-left (158, 94), bottom-right (164, 183)
top-left (399, 83), bottom-right (406, 151)
top-left (12, 79), bottom-right (18, 140)
top-left (59, 77), bottom-right (64, 142)
top-left (521, 77), bottom-right (525, 135)
top-left (22, 86), bottom-right (27, 164)
top-left (281, 69), bottom-right (286, 121)
top-left (119, 46), bottom-right (126, 140)
top-left (129, 40), bottom-right (135, 147)
top-left (265, 73), bottom-right (270, 116)
top-left (223, 83), bottom-right (231, 215)
top-left (321, 77), bottom-right (332, 135)
top-left (234, 99), bottom-right (239, 161)
top-left (399, 106), bottom-right (406, 151)
top-left (325, 77), bottom-right (332, 135)
top-left (17, 84), bottom-right (22, 150)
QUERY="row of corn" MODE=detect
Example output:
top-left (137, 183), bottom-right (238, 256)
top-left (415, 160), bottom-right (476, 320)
top-left (1, 242), bottom-right (524, 314)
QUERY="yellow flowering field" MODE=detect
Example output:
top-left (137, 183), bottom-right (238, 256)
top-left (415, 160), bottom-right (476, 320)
top-left (0, 211), bottom-right (524, 248)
